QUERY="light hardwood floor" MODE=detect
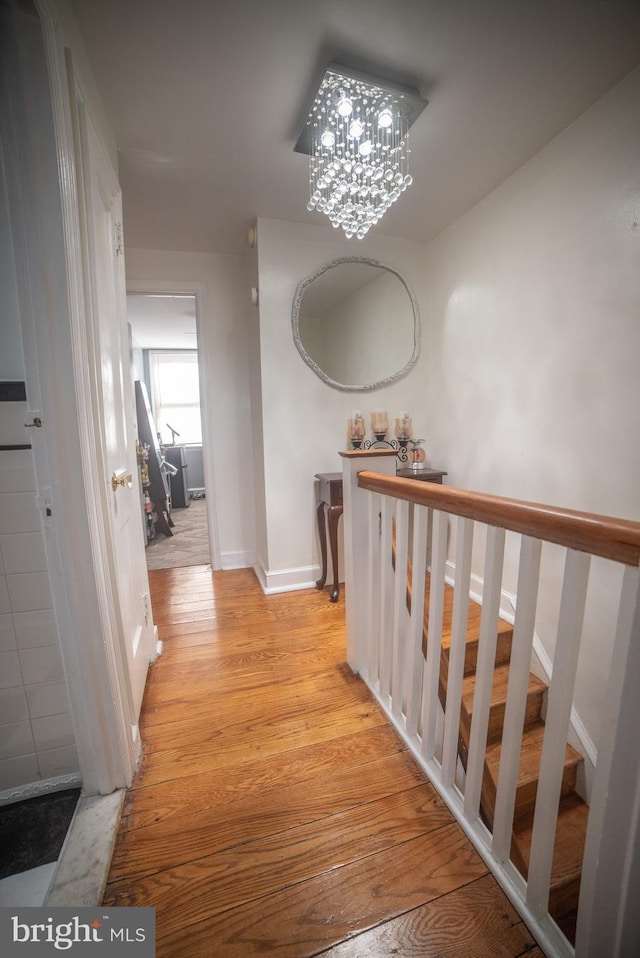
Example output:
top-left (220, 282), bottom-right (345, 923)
top-left (103, 566), bottom-right (543, 957)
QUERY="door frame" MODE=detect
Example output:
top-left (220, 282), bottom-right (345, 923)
top-left (127, 280), bottom-right (222, 571)
top-left (2, 0), bottom-right (142, 792)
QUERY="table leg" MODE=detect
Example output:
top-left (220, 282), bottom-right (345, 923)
top-left (315, 500), bottom-right (328, 590)
top-left (327, 505), bottom-right (342, 602)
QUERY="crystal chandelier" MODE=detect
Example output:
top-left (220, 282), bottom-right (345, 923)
top-left (297, 65), bottom-right (428, 239)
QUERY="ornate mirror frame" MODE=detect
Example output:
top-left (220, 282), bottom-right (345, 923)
top-left (291, 256), bottom-right (420, 391)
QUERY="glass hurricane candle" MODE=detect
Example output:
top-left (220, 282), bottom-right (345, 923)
top-left (348, 414), bottom-right (366, 448)
top-left (394, 412), bottom-right (411, 441)
top-left (371, 410), bottom-right (389, 438)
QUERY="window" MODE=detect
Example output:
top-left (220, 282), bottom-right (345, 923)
top-left (149, 351), bottom-right (202, 444)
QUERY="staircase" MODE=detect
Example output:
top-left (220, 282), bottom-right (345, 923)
top-left (421, 575), bottom-right (589, 942)
top-left (344, 458), bottom-right (640, 957)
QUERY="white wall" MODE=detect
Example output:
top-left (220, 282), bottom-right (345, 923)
top-left (0, 442), bottom-right (79, 797)
top-left (123, 67), bottom-right (638, 756)
top-left (48, 0), bottom-right (118, 173)
top-left (254, 218), bottom-right (430, 591)
top-left (125, 248), bottom-right (257, 569)
top-left (423, 67), bottom-right (640, 749)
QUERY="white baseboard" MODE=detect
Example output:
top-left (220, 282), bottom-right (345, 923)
top-left (220, 549), bottom-right (256, 570)
top-left (253, 554), bottom-right (320, 595)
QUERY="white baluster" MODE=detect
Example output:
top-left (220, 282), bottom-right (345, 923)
top-left (464, 524), bottom-right (506, 820)
top-left (366, 490), bottom-right (381, 685)
top-left (492, 535), bottom-right (542, 863)
top-left (442, 516), bottom-right (474, 786)
top-left (527, 548), bottom-right (591, 918)
top-left (406, 504), bottom-right (428, 737)
top-left (421, 509), bottom-right (448, 761)
top-left (391, 499), bottom-right (409, 720)
top-left (378, 496), bottom-right (395, 702)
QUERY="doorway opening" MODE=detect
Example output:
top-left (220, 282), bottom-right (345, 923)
top-left (127, 292), bottom-right (210, 571)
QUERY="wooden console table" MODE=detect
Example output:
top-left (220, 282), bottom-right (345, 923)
top-left (315, 467), bottom-right (447, 602)
top-left (315, 473), bottom-right (343, 602)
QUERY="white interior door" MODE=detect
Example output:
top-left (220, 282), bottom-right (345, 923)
top-left (79, 108), bottom-right (156, 728)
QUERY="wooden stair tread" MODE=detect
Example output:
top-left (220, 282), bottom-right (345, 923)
top-left (461, 663), bottom-right (547, 713)
top-left (460, 664), bottom-right (547, 746)
top-left (485, 720), bottom-right (583, 780)
top-left (514, 793), bottom-right (589, 891)
top-left (438, 608), bottom-right (514, 645)
top-left (423, 577), bottom-right (514, 642)
top-left (421, 578), bottom-right (514, 672)
top-left (484, 721), bottom-right (583, 786)
top-left (439, 618), bottom-right (514, 671)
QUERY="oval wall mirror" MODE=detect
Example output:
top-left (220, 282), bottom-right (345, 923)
top-left (292, 257), bottom-right (420, 391)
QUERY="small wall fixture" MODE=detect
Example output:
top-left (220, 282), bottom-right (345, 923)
top-left (296, 63), bottom-right (428, 239)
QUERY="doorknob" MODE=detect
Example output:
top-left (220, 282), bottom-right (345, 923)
top-left (112, 472), bottom-right (133, 492)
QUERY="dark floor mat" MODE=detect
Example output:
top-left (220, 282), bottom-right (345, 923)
top-left (0, 788), bottom-right (81, 879)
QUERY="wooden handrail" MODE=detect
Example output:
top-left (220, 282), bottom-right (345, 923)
top-left (357, 471), bottom-right (640, 566)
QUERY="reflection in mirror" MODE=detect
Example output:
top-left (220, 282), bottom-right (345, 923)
top-left (292, 257), bottom-right (419, 391)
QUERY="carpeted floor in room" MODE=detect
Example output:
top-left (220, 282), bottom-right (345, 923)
top-left (145, 497), bottom-right (210, 570)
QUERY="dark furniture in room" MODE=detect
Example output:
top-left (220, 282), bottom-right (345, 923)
top-left (315, 467), bottom-right (447, 602)
top-left (164, 445), bottom-right (190, 509)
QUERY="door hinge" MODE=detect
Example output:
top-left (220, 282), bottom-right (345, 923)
top-left (114, 221), bottom-right (124, 256)
top-left (142, 592), bottom-right (152, 624)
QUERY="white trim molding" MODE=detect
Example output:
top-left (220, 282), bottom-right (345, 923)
top-left (126, 279), bottom-right (222, 572)
top-left (220, 549), bottom-right (256, 571)
top-left (253, 553), bottom-right (319, 594)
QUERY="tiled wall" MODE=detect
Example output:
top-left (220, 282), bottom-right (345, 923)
top-left (0, 391), bottom-right (79, 796)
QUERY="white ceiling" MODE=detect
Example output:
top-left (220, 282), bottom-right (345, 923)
top-left (71, 0), bottom-right (640, 257)
top-left (127, 293), bottom-right (197, 349)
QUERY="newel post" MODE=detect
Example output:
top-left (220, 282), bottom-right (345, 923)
top-left (340, 450), bottom-right (397, 674)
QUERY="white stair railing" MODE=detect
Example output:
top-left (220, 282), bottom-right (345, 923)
top-left (340, 451), bottom-right (640, 958)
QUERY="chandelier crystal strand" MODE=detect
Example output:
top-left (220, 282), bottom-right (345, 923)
top-left (306, 69), bottom-right (413, 238)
